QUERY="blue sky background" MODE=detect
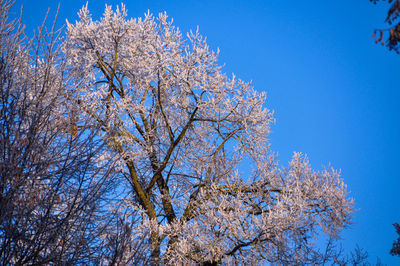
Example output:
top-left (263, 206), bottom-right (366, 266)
top-left (14, 0), bottom-right (400, 264)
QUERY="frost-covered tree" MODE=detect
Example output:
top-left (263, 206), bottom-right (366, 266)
top-left (62, 4), bottom-right (354, 265)
top-left (0, 1), bottom-right (131, 264)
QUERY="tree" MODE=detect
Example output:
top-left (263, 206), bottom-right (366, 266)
top-left (371, 0), bottom-right (400, 53)
top-left (390, 223), bottom-right (400, 257)
top-left (0, 1), bottom-right (141, 264)
top-left (63, 4), bottom-right (354, 264)
top-left (321, 240), bottom-right (370, 266)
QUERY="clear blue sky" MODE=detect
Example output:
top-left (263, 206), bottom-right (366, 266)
top-left (14, 0), bottom-right (400, 264)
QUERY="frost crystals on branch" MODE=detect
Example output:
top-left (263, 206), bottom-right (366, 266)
top-left (64, 4), bottom-right (354, 264)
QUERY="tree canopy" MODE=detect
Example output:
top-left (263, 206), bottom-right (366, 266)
top-left (390, 223), bottom-right (400, 257)
top-left (371, 0), bottom-right (400, 53)
top-left (1, 1), bottom-right (354, 264)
